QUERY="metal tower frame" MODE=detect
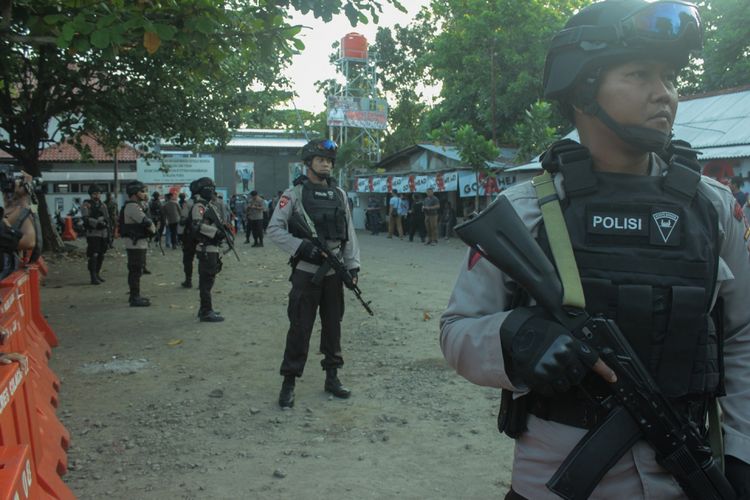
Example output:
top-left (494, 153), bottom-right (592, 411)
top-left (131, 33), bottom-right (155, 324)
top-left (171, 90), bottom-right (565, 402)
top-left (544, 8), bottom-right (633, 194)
top-left (327, 42), bottom-right (384, 171)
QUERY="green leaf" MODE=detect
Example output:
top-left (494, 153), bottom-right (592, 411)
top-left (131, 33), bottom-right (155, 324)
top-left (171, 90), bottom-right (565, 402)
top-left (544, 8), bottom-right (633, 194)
top-left (91, 29), bottom-right (111, 49)
top-left (154, 24), bottom-right (178, 41)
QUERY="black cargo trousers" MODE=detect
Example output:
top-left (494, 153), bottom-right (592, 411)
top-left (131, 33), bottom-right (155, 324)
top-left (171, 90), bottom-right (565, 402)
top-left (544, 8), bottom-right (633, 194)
top-left (197, 250), bottom-right (221, 314)
top-left (280, 268), bottom-right (345, 377)
top-left (126, 248), bottom-right (146, 298)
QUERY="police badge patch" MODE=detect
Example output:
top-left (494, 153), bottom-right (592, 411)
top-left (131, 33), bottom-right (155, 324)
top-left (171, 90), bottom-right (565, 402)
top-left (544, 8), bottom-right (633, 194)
top-left (649, 210), bottom-right (681, 246)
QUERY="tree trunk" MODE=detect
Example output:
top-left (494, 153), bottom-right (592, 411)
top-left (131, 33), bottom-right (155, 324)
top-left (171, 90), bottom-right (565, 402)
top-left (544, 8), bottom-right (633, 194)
top-left (36, 193), bottom-right (65, 253)
top-left (20, 155), bottom-right (65, 253)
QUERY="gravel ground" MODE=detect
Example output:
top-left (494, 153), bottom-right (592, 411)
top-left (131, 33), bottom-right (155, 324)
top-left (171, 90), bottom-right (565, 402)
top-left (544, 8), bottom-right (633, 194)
top-left (42, 231), bottom-right (514, 499)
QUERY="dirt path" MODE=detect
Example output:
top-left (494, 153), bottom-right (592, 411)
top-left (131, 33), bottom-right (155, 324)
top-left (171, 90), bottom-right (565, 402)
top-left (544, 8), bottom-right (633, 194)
top-left (43, 231), bottom-right (513, 499)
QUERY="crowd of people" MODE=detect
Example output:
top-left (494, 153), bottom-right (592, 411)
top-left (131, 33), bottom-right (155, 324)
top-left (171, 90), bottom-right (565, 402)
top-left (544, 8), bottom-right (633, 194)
top-left (366, 189), bottom-right (459, 243)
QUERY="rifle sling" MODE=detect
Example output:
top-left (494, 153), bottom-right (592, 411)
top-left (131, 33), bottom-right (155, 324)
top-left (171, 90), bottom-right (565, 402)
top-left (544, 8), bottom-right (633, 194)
top-left (547, 405), bottom-right (642, 500)
top-left (531, 171), bottom-right (585, 309)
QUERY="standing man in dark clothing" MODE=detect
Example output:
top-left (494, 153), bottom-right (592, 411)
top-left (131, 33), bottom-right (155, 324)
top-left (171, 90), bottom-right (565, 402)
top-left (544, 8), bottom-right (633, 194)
top-left (268, 138), bottom-right (361, 409)
top-left (162, 192), bottom-right (181, 249)
top-left (407, 193), bottom-right (426, 243)
top-left (423, 188), bottom-right (440, 245)
top-left (81, 184), bottom-right (111, 284)
top-left (120, 181), bottom-right (155, 306)
top-left (189, 177), bottom-right (225, 322)
top-left (366, 196), bottom-right (382, 235)
top-left (149, 191), bottom-right (164, 246)
top-left (179, 192), bottom-right (196, 288)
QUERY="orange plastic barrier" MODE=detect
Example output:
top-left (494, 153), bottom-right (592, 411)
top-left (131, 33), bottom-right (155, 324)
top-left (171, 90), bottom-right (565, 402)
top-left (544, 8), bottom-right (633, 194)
top-left (0, 265), bottom-right (74, 500)
top-left (61, 217), bottom-right (76, 241)
top-left (0, 445), bottom-right (41, 499)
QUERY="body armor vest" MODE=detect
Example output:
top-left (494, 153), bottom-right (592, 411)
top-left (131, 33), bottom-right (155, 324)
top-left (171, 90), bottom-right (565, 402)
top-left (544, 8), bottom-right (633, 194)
top-left (85, 199), bottom-right (106, 219)
top-left (539, 162), bottom-right (721, 400)
top-left (301, 182), bottom-right (348, 242)
top-left (119, 201), bottom-right (148, 241)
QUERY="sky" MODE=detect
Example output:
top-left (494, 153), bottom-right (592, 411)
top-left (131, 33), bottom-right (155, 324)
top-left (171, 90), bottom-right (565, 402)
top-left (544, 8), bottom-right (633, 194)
top-left (284, 0), bottom-right (433, 113)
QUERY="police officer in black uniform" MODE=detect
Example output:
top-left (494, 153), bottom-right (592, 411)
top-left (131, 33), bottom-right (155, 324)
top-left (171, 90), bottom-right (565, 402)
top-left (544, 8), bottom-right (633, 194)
top-left (268, 139), bottom-right (361, 409)
top-left (188, 177), bottom-right (225, 322)
top-left (120, 181), bottom-right (156, 307)
top-left (81, 184), bottom-right (111, 285)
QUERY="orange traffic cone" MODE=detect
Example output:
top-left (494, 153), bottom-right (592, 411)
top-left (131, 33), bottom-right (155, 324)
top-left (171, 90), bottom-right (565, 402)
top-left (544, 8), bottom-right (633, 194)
top-left (61, 216), bottom-right (76, 241)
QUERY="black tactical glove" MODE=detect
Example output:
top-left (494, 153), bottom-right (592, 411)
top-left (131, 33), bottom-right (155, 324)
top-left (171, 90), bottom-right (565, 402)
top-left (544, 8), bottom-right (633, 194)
top-left (0, 224), bottom-right (22, 252)
top-left (297, 240), bottom-right (325, 265)
top-left (726, 456), bottom-right (750, 500)
top-left (500, 307), bottom-right (599, 395)
top-left (344, 268), bottom-right (359, 290)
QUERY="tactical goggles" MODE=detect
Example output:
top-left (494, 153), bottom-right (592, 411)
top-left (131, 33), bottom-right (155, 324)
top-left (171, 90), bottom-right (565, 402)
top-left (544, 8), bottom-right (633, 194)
top-left (318, 139), bottom-right (338, 152)
top-left (551, 1), bottom-right (702, 52)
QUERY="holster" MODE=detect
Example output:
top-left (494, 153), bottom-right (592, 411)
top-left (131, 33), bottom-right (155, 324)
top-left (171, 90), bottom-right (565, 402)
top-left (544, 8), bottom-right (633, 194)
top-left (497, 389), bottom-right (528, 439)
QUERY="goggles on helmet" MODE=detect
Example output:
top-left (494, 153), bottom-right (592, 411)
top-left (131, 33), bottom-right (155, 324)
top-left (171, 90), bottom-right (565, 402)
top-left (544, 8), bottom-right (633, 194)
top-left (550, 1), bottom-right (701, 53)
top-left (318, 139), bottom-right (338, 152)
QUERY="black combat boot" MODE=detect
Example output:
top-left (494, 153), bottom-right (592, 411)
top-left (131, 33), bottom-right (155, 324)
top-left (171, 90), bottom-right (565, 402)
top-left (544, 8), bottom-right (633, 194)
top-left (181, 279), bottom-right (192, 288)
top-left (96, 255), bottom-right (105, 282)
top-left (199, 310), bottom-right (224, 322)
top-left (88, 259), bottom-right (101, 285)
top-left (324, 368), bottom-right (351, 399)
top-left (278, 375), bottom-right (295, 409)
top-left (129, 296), bottom-right (151, 307)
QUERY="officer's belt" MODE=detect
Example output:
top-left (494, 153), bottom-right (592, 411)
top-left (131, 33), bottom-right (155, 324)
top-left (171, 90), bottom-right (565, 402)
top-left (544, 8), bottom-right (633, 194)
top-left (526, 392), bottom-right (705, 430)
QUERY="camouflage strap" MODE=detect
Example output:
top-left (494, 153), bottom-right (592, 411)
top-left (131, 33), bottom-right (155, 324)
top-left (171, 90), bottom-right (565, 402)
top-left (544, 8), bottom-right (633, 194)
top-left (531, 170), bottom-right (586, 309)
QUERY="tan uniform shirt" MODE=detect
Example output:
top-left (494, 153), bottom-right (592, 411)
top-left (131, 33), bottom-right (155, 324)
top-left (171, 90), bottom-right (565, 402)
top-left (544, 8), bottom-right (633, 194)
top-left (81, 199), bottom-right (110, 238)
top-left (122, 201), bottom-right (155, 250)
top-left (440, 155), bottom-right (750, 499)
top-left (246, 196), bottom-right (266, 221)
top-left (267, 182), bottom-right (360, 275)
top-left (191, 198), bottom-right (222, 254)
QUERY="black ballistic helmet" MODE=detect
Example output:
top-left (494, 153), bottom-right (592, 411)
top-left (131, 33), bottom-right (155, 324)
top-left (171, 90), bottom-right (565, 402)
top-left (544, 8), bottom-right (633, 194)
top-left (190, 177), bottom-right (215, 200)
top-left (301, 139), bottom-right (338, 165)
top-left (88, 184), bottom-right (103, 195)
top-left (543, 0), bottom-right (702, 152)
top-left (543, 0), bottom-right (702, 100)
top-left (126, 181), bottom-right (146, 196)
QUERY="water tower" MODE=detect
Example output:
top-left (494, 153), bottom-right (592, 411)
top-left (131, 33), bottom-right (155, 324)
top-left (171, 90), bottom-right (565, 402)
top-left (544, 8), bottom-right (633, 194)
top-left (326, 33), bottom-right (387, 169)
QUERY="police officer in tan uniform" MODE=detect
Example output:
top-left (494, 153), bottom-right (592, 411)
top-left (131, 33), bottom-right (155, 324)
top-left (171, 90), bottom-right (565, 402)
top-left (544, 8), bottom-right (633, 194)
top-left (268, 139), bottom-right (361, 409)
top-left (440, 2), bottom-right (750, 499)
top-left (188, 177), bottom-right (225, 323)
top-left (120, 181), bottom-right (155, 307)
top-left (81, 184), bottom-right (111, 285)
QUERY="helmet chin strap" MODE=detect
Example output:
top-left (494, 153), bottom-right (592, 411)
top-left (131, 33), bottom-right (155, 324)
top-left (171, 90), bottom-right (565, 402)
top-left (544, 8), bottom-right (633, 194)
top-left (588, 102), bottom-right (671, 154)
top-left (310, 166), bottom-right (331, 182)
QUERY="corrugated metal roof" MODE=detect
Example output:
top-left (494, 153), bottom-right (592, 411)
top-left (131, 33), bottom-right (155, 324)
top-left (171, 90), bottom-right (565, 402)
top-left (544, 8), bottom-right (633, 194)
top-left (696, 144), bottom-right (750, 160)
top-left (417, 143), bottom-right (462, 162)
top-left (673, 89), bottom-right (750, 148)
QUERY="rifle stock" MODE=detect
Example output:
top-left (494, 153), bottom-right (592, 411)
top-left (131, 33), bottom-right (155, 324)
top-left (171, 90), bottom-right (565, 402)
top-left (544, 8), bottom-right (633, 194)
top-left (454, 196), bottom-right (736, 500)
top-left (454, 197), bottom-right (573, 329)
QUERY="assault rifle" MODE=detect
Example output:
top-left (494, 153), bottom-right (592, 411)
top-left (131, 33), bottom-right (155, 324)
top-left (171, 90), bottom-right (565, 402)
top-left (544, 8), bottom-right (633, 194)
top-left (288, 213), bottom-right (374, 316)
top-left (454, 197), bottom-right (736, 500)
top-left (204, 203), bottom-right (240, 262)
